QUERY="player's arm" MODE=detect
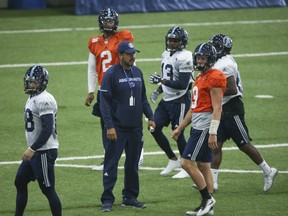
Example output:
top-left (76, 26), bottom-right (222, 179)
top-left (171, 109), bottom-right (192, 141)
top-left (224, 75), bottom-right (237, 96)
top-left (22, 114), bottom-right (53, 161)
top-left (161, 72), bottom-right (191, 89)
top-left (85, 52), bottom-right (98, 106)
top-left (208, 87), bottom-right (223, 149)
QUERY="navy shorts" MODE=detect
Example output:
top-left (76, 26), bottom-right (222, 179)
top-left (182, 128), bottom-right (212, 163)
top-left (154, 97), bottom-right (190, 130)
top-left (15, 149), bottom-right (58, 188)
top-left (217, 114), bottom-right (252, 147)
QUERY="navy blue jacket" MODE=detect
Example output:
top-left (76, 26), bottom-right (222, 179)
top-left (100, 63), bottom-right (154, 130)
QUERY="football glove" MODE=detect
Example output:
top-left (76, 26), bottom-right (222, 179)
top-left (149, 73), bottom-right (161, 84)
top-left (150, 90), bottom-right (160, 104)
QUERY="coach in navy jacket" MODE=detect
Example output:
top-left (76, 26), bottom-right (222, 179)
top-left (99, 41), bottom-right (155, 211)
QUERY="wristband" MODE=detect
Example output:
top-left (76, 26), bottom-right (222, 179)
top-left (209, 120), bottom-right (220, 135)
top-left (28, 147), bottom-right (35, 153)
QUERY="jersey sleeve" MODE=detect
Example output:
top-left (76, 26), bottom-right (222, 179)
top-left (209, 70), bottom-right (227, 92)
top-left (118, 30), bottom-right (134, 43)
top-left (37, 93), bottom-right (57, 116)
top-left (88, 36), bottom-right (100, 54)
top-left (178, 51), bottom-right (193, 73)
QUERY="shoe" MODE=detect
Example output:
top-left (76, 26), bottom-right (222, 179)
top-left (172, 169), bottom-right (189, 179)
top-left (192, 183), bottom-right (218, 193)
top-left (186, 206), bottom-right (214, 215)
top-left (101, 202), bottom-right (112, 212)
top-left (92, 161), bottom-right (104, 171)
top-left (263, 167), bottom-right (278, 192)
top-left (121, 198), bottom-right (146, 209)
top-left (160, 159), bottom-right (180, 175)
top-left (196, 197), bottom-right (216, 216)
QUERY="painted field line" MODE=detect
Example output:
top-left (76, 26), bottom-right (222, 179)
top-left (1, 52), bottom-right (288, 69)
top-left (54, 164), bottom-right (288, 174)
top-left (0, 19), bottom-right (287, 34)
top-left (1, 143), bottom-right (287, 166)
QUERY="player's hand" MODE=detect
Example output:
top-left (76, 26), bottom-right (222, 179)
top-left (149, 73), bottom-right (161, 84)
top-left (171, 129), bottom-right (180, 141)
top-left (22, 147), bottom-right (35, 161)
top-left (85, 92), bottom-right (94, 106)
top-left (150, 90), bottom-right (159, 104)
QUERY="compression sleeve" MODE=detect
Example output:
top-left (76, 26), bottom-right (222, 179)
top-left (88, 52), bottom-right (97, 93)
top-left (30, 114), bottom-right (53, 150)
top-left (163, 72), bottom-right (191, 89)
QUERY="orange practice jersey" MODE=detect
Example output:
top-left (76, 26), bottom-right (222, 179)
top-left (88, 30), bottom-right (134, 85)
top-left (191, 69), bottom-right (226, 113)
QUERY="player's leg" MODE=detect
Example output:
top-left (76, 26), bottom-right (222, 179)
top-left (230, 114), bottom-right (278, 192)
top-left (92, 91), bottom-right (105, 171)
top-left (171, 101), bottom-right (190, 179)
top-left (151, 100), bottom-right (179, 175)
top-left (182, 129), bottom-right (215, 216)
top-left (34, 150), bottom-right (62, 216)
top-left (14, 161), bottom-right (34, 216)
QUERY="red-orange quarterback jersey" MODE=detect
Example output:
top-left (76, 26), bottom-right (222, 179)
top-left (88, 30), bottom-right (134, 85)
top-left (191, 69), bottom-right (226, 113)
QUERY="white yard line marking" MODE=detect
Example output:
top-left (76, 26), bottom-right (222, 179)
top-left (1, 143), bottom-right (288, 174)
top-left (1, 52), bottom-right (288, 69)
top-left (0, 19), bottom-right (287, 34)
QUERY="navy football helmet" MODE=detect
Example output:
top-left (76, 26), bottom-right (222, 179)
top-left (24, 65), bottom-right (49, 95)
top-left (209, 33), bottom-right (233, 58)
top-left (193, 43), bottom-right (217, 71)
top-left (165, 26), bottom-right (188, 53)
top-left (98, 8), bottom-right (119, 34)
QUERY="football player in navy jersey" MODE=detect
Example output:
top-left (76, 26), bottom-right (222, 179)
top-left (149, 26), bottom-right (194, 178)
top-left (14, 65), bottom-right (62, 216)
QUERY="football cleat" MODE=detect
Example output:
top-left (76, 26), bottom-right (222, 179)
top-left (160, 159), bottom-right (180, 175)
top-left (263, 167), bottom-right (278, 192)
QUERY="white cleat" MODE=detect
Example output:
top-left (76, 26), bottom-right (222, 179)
top-left (263, 167), bottom-right (278, 192)
top-left (172, 169), bottom-right (189, 179)
top-left (186, 206), bottom-right (214, 215)
top-left (91, 164), bottom-right (104, 171)
top-left (160, 159), bottom-right (180, 175)
top-left (196, 197), bottom-right (216, 216)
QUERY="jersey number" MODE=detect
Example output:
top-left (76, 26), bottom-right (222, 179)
top-left (101, 51), bottom-right (113, 73)
top-left (25, 109), bottom-right (34, 132)
top-left (161, 63), bottom-right (174, 81)
top-left (191, 86), bottom-right (198, 108)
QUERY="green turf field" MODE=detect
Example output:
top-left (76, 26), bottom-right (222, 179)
top-left (0, 6), bottom-right (288, 216)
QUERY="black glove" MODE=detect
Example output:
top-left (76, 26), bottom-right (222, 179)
top-left (149, 73), bottom-right (161, 84)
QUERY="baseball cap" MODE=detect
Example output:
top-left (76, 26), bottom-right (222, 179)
top-left (118, 41), bottom-right (140, 54)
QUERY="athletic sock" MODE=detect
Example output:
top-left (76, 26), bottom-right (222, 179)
top-left (259, 160), bottom-right (272, 175)
top-left (211, 169), bottom-right (218, 184)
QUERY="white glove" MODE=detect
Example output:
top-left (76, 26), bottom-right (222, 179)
top-left (149, 73), bottom-right (161, 84)
top-left (150, 90), bottom-right (159, 104)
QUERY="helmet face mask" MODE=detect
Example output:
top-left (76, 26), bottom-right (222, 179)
top-left (193, 43), bottom-right (217, 72)
top-left (98, 8), bottom-right (119, 34)
top-left (24, 65), bottom-right (49, 95)
top-left (165, 26), bottom-right (188, 53)
top-left (209, 33), bottom-right (233, 58)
